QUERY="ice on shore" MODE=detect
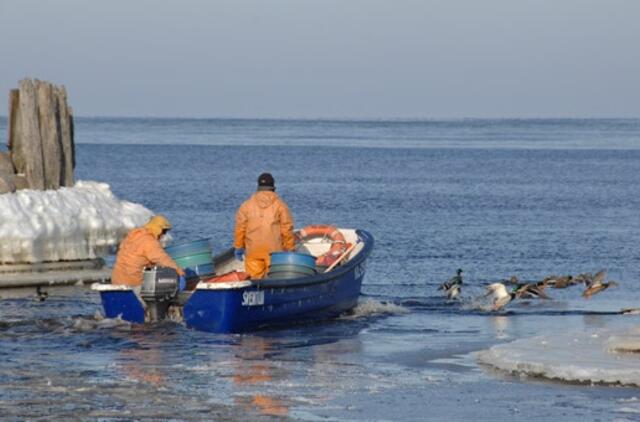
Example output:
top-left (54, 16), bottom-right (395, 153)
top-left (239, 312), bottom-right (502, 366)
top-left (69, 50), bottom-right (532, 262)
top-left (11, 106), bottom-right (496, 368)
top-left (476, 327), bottom-right (640, 387)
top-left (0, 181), bottom-right (152, 263)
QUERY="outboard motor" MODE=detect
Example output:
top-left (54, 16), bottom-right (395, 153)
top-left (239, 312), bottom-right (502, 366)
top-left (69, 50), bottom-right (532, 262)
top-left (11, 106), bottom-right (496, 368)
top-left (141, 266), bottom-right (179, 321)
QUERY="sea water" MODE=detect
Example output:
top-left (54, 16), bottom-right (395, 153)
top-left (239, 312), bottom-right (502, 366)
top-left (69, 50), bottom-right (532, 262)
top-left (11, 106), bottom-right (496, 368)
top-left (1, 118), bottom-right (640, 420)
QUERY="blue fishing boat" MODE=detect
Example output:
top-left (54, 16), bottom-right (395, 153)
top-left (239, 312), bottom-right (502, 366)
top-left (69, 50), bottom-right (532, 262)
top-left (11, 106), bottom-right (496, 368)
top-left (93, 228), bottom-right (374, 333)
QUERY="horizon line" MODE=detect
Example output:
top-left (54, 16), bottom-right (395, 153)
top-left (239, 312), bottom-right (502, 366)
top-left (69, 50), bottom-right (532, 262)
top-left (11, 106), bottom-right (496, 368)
top-left (1, 115), bottom-right (639, 122)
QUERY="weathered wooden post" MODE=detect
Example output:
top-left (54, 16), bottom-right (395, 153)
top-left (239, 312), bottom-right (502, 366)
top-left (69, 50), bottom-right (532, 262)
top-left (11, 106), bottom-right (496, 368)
top-left (10, 79), bottom-right (45, 190)
top-left (0, 151), bottom-right (16, 193)
top-left (36, 80), bottom-right (63, 190)
top-left (4, 78), bottom-right (75, 192)
top-left (56, 85), bottom-right (75, 187)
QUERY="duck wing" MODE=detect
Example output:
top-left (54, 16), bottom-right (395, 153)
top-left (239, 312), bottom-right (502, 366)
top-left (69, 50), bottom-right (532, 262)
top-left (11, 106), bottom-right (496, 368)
top-left (582, 284), bottom-right (607, 298)
top-left (530, 285), bottom-right (550, 299)
top-left (592, 270), bottom-right (607, 285)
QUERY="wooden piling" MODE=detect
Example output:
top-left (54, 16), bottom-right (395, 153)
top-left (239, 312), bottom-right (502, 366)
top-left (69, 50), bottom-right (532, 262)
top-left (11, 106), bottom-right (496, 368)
top-left (56, 85), bottom-right (74, 187)
top-left (8, 89), bottom-right (19, 153)
top-left (14, 79), bottom-right (46, 190)
top-left (6, 78), bottom-right (76, 190)
top-left (36, 80), bottom-right (63, 190)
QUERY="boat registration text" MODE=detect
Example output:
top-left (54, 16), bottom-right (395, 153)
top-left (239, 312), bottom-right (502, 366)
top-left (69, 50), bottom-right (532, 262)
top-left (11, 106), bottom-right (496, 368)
top-left (242, 290), bottom-right (265, 306)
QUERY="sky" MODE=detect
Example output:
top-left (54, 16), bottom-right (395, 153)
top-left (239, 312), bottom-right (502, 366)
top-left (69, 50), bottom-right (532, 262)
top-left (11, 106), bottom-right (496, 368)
top-left (0, 0), bottom-right (639, 119)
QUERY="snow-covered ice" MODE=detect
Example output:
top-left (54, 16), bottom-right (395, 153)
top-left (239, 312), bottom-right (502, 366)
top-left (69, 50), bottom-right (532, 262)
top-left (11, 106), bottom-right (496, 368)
top-left (0, 181), bottom-right (152, 263)
top-left (476, 327), bottom-right (640, 387)
top-left (607, 326), bottom-right (640, 354)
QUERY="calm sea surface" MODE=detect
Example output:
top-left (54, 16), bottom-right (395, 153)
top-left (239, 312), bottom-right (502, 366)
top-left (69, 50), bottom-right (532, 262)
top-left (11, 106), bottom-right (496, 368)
top-left (1, 118), bottom-right (640, 420)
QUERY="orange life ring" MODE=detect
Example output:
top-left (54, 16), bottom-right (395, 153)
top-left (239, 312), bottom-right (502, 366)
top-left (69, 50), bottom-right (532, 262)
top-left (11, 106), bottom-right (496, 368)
top-left (296, 225), bottom-right (349, 267)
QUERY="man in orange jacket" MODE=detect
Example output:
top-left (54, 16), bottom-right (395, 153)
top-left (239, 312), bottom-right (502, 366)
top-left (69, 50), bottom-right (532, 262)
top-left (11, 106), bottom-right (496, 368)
top-left (112, 215), bottom-right (185, 287)
top-left (234, 173), bottom-right (295, 279)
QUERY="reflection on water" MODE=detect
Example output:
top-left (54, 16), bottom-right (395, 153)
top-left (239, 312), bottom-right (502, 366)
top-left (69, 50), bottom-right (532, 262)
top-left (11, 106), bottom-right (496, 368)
top-left (584, 313), bottom-right (610, 329)
top-left (235, 395), bottom-right (288, 417)
top-left (490, 316), bottom-right (510, 340)
top-left (232, 336), bottom-right (289, 417)
top-left (226, 322), bottom-right (367, 417)
top-left (118, 347), bottom-right (166, 386)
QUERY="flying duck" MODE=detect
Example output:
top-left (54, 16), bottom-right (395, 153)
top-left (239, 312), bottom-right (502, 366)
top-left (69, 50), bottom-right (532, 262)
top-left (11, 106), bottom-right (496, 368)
top-left (513, 282), bottom-right (550, 300)
top-left (582, 280), bottom-right (618, 299)
top-left (544, 275), bottom-right (575, 289)
top-left (484, 283), bottom-right (515, 311)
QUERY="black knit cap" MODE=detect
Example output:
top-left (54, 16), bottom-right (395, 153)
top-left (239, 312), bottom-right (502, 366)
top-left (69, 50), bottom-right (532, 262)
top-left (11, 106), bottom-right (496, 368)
top-left (257, 172), bottom-right (275, 188)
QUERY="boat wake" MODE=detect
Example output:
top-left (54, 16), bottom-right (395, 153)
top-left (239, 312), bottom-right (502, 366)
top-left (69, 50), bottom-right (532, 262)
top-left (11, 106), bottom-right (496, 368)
top-left (70, 312), bottom-right (134, 332)
top-left (340, 298), bottom-right (409, 320)
top-left (0, 311), bottom-right (134, 336)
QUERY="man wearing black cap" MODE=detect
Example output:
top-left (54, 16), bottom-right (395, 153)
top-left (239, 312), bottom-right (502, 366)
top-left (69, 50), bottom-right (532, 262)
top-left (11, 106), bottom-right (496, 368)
top-left (233, 173), bottom-right (295, 279)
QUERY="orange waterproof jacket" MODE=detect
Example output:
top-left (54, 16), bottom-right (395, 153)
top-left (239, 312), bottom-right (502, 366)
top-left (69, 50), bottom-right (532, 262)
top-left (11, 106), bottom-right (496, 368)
top-left (112, 228), bottom-right (181, 286)
top-left (234, 191), bottom-right (295, 255)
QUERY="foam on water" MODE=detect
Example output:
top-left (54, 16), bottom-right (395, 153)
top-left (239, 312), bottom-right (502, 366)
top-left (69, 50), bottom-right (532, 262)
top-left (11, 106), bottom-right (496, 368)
top-left (0, 181), bottom-right (152, 263)
top-left (339, 298), bottom-right (408, 320)
top-left (476, 326), bottom-right (640, 387)
top-left (71, 315), bottom-right (133, 332)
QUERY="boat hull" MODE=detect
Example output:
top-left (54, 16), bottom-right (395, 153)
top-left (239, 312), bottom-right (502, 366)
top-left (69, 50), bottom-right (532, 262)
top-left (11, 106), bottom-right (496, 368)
top-left (95, 229), bottom-right (373, 333)
top-left (183, 229), bottom-right (373, 333)
top-left (184, 264), bottom-right (363, 333)
top-left (96, 286), bottom-right (145, 323)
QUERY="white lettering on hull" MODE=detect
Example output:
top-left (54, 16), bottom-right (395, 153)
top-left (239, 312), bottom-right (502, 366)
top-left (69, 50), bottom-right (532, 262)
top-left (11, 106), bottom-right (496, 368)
top-left (242, 291), bottom-right (265, 306)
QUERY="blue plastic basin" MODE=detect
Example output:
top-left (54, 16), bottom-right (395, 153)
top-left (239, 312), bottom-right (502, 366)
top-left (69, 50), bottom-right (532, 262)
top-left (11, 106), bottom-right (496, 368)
top-left (165, 239), bottom-right (212, 259)
top-left (266, 271), bottom-right (310, 280)
top-left (268, 264), bottom-right (316, 276)
top-left (166, 239), bottom-right (215, 279)
top-left (174, 252), bottom-right (213, 268)
top-left (270, 252), bottom-right (316, 269)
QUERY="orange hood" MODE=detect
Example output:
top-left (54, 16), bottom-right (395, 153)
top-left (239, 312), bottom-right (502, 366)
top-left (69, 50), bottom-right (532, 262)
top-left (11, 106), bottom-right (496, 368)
top-left (254, 191), bottom-right (278, 209)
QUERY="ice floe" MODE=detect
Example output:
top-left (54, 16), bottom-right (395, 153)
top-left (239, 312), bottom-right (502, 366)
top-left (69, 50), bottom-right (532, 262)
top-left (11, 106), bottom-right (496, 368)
top-left (476, 326), bottom-right (640, 387)
top-left (0, 181), bottom-right (152, 263)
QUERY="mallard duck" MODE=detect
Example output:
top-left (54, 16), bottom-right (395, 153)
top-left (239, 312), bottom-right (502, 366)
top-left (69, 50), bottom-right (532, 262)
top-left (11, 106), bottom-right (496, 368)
top-left (439, 269), bottom-right (463, 299)
top-left (582, 280), bottom-right (618, 299)
top-left (36, 286), bottom-right (48, 302)
top-left (445, 284), bottom-right (461, 300)
top-left (485, 283), bottom-right (515, 311)
top-left (545, 275), bottom-right (575, 289)
top-left (506, 276), bottom-right (549, 299)
top-left (513, 282), bottom-right (550, 299)
top-left (579, 270), bottom-right (606, 287)
top-left (590, 270), bottom-right (607, 286)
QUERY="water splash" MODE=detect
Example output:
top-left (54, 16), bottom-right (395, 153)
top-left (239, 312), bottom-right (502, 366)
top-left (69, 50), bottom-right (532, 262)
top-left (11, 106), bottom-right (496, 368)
top-left (70, 315), bottom-right (133, 332)
top-left (339, 298), bottom-right (408, 320)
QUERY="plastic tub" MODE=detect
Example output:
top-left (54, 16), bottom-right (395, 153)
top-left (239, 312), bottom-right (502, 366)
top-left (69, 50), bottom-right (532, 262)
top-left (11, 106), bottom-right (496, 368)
top-left (267, 271), bottom-right (311, 280)
top-left (268, 264), bottom-right (316, 276)
top-left (165, 239), bottom-right (212, 259)
top-left (270, 252), bottom-right (316, 269)
top-left (173, 252), bottom-right (213, 268)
